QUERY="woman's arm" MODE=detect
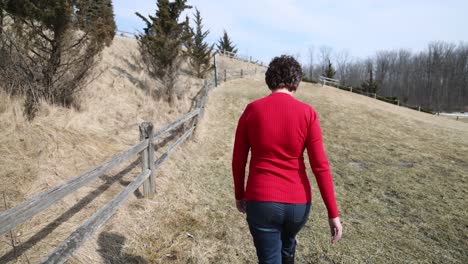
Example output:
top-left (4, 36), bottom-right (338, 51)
top-left (306, 109), bottom-right (342, 243)
top-left (232, 106), bottom-right (251, 203)
top-left (305, 109), bottom-right (339, 219)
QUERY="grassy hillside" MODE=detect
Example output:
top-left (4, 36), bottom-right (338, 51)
top-left (0, 36), bottom-right (264, 263)
top-left (1, 37), bottom-right (467, 263)
top-left (70, 77), bottom-right (468, 263)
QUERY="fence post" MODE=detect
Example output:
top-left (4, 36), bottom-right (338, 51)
top-left (418, 106), bottom-right (421, 111)
top-left (350, 87), bottom-right (353, 93)
top-left (374, 93), bottom-right (377, 99)
top-left (241, 69), bottom-right (243, 78)
top-left (397, 100), bottom-right (400, 106)
top-left (139, 122), bottom-right (155, 197)
top-left (224, 69), bottom-right (227, 82)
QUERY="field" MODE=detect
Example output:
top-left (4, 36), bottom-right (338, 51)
top-left (74, 77), bottom-right (468, 263)
top-left (1, 37), bottom-right (468, 263)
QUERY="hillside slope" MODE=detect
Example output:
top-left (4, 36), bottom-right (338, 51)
top-left (69, 77), bottom-right (468, 263)
top-left (1, 36), bottom-right (467, 263)
top-left (0, 36), bottom-right (264, 263)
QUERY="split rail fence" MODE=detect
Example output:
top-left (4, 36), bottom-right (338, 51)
top-left (0, 51), bottom-right (264, 263)
top-left (0, 85), bottom-right (208, 263)
top-left (217, 49), bottom-right (265, 67)
top-left (319, 76), bottom-right (340, 87)
top-left (315, 75), bottom-right (434, 114)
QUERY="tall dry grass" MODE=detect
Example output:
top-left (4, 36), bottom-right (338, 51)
top-left (68, 77), bottom-right (468, 263)
top-left (3, 36), bottom-right (466, 263)
top-left (0, 36), bottom-right (265, 263)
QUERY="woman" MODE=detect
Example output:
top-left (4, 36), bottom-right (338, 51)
top-left (232, 55), bottom-right (342, 264)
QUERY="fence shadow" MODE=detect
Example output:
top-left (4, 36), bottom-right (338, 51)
top-left (0, 159), bottom-right (141, 263)
top-left (97, 232), bottom-right (147, 264)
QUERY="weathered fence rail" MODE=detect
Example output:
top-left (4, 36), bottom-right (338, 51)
top-left (0, 54), bottom-right (261, 263)
top-left (217, 49), bottom-right (265, 67)
top-left (116, 30), bottom-right (136, 38)
top-left (0, 83), bottom-right (211, 263)
top-left (312, 80), bottom-right (435, 114)
top-left (319, 76), bottom-right (340, 87)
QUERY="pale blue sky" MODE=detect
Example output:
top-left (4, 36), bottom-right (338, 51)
top-left (113, 0), bottom-right (468, 64)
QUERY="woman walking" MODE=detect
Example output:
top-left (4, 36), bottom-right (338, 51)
top-left (232, 55), bottom-right (342, 264)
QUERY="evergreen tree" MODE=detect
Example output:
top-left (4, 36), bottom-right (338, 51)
top-left (216, 30), bottom-right (237, 54)
top-left (324, 59), bottom-right (336, 79)
top-left (187, 8), bottom-right (213, 78)
top-left (76, 0), bottom-right (116, 47)
top-left (361, 64), bottom-right (379, 94)
top-left (0, 0), bottom-right (115, 119)
top-left (136, 0), bottom-right (192, 103)
top-left (0, 0), bottom-right (5, 35)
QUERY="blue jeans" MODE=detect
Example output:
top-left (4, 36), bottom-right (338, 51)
top-left (246, 201), bottom-right (311, 264)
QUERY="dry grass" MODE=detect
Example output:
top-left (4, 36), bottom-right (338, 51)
top-left (0, 37), bottom-right (265, 263)
top-left (0, 36), bottom-right (205, 263)
top-left (68, 78), bottom-right (468, 263)
top-left (2, 36), bottom-right (467, 263)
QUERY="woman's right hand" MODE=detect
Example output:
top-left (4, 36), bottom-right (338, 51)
top-left (328, 217), bottom-right (343, 244)
top-left (236, 199), bottom-right (246, 214)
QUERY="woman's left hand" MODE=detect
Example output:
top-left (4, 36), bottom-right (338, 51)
top-left (236, 199), bottom-right (246, 213)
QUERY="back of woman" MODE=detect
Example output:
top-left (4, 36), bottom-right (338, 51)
top-left (232, 55), bottom-right (343, 264)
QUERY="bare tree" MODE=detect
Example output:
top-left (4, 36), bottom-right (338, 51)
top-left (318, 45), bottom-right (333, 75)
top-left (307, 46), bottom-right (314, 79)
top-left (335, 49), bottom-right (350, 85)
top-left (339, 41), bottom-right (468, 111)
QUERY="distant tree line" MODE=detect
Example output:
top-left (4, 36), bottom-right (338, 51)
top-left (0, 0), bottom-right (116, 119)
top-left (304, 42), bottom-right (468, 112)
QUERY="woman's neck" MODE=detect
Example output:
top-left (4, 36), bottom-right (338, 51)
top-left (271, 88), bottom-right (293, 95)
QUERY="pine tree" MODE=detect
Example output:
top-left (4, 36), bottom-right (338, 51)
top-left (216, 30), bottom-right (237, 54)
top-left (0, 0), bottom-right (115, 119)
top-left (136, 0), bottom-right (192, 103)
top-left (187, 8), bottom-right (213, 78)
top-left (76, 0), bottom-right (116, 47)
top-left (324, 59), bottom-right (336, 79)
top-left (0, 0), bottom-right (5, 36)
top-left (361, 64), bottom-right (379, 94)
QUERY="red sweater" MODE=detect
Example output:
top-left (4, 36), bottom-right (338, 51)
top-left (232, 92), bottom-right (339, 218)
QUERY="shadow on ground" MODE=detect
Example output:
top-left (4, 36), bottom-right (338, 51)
top-left (0, 158), bottom-right (142, 263)
top-left (97, 232), bottom-right (147, 264)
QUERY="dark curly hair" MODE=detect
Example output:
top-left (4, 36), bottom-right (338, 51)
top-left (265, 55), bottom-right (303, 91)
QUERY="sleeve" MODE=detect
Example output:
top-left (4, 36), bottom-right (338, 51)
top-left (305, 108), bottom-right (339, 218)
top-left (232, 105), bottom-right (251, 200)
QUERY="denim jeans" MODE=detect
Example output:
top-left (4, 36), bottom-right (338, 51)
top-left (246, 201), bottom-right (311, 264)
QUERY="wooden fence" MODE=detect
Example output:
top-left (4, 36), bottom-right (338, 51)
top-left (217, 49), bottom-right (265, 67)
top-left (309, 79), bottom-right (435, 114)
top-left (116, 30), bottom-right (137, 39)
top-left (319, 76), bottom-right (340, 87)
top-left (215, 51), bottom-right (267, 86)
top-left (0, 53), bottom-right (264, 263)
top-left (437, 112), bottom-right (468, 121)
top-left (0, 74), bottom-right (223, 263)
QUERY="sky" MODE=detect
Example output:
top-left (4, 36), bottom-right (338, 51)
top-left (113, 0), bottom-right (468, 65)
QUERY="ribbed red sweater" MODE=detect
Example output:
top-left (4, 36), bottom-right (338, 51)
top-left (232, 92), bottom-right (339, 218)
